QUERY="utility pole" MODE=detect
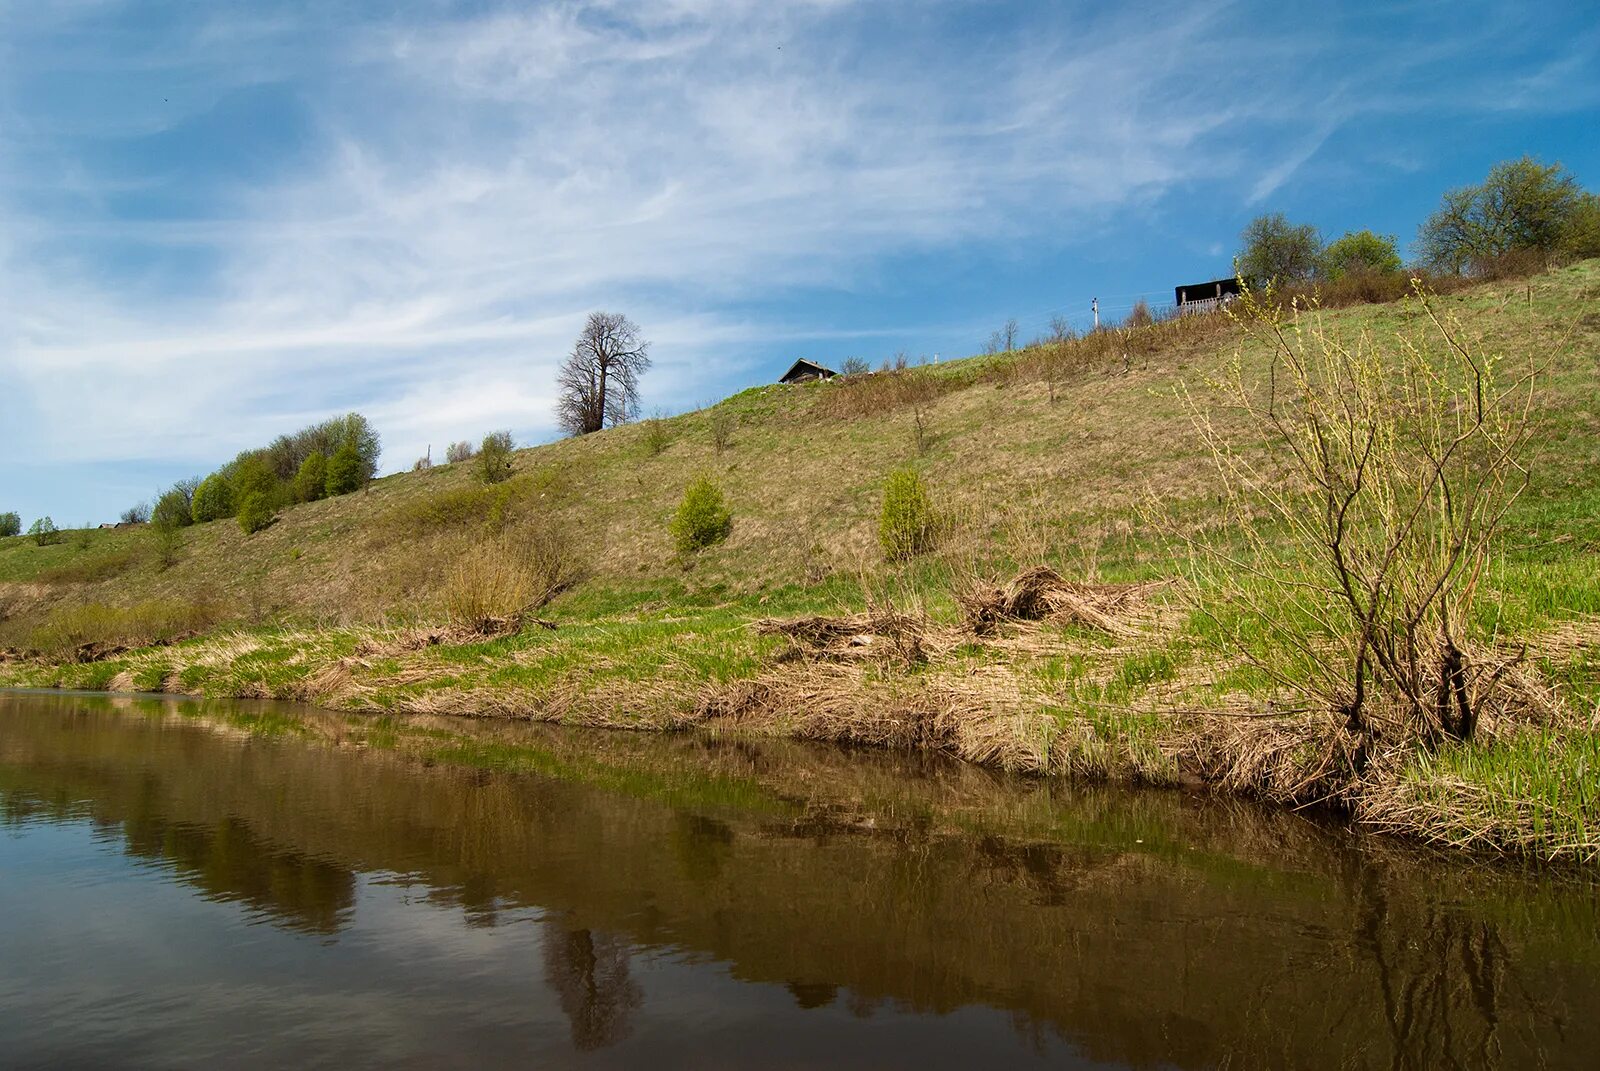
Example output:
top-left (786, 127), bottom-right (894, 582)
top-left (1091, 297), bottom-right (1099, 331)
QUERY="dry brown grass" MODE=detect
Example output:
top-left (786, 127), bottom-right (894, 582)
top-left (951, 565), bottom-right (1159, 637)
top-left (755, 609), bottom-right (931, 666)
top-left (813, 366), bottom-right (955, 420)
top-left (442, 526), bottom-right (577, 634)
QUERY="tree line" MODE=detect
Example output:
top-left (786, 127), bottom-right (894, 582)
top-left (1236, 156), bottom-right (1599, 287)
top-left (146, 412), bottom-right (382, 537)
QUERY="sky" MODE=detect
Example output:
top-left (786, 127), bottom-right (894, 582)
top-left (3, 0), bottom-right (1598, 525)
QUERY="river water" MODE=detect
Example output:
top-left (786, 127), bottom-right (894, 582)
top-left (2, 691), bottom-right (1598, 1069)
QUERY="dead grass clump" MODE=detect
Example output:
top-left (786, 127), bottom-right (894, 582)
top-left (953, 566), bottom-right (1154, 637)
top-left (756, 609), bottom-right (928, 666)
top-left (353, 617), bottom-right (560, 658)
top-left (441, 526), bottom-right (577, 635)
top-left (1178, 711), bottom-right (1360, 804)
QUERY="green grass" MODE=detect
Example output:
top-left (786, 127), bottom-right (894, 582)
top-left (1384, 731), bottom-right (1600, 858)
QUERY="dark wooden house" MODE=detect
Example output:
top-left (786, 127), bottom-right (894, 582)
top-left (1174, 277), bottom-right (1241, 314)
top-left (777, 359), bottom-right (837, 384)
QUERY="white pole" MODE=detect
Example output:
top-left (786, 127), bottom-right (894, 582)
top-left (1092, 298), bottom-right (1099, 331)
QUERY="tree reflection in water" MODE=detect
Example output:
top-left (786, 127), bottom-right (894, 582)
top-left (540, 913), bottom-right (643, 1051)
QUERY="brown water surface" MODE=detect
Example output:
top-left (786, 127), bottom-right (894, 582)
top-left (2, 690), bottom-right (1598, 1069)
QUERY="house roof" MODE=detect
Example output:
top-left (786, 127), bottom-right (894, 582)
top-left (778, 358), bottom-right (838, 383)
top-left (1174, 277), bottom-right (1242, 304)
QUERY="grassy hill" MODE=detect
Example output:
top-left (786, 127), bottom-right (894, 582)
top-left (3, 260), bottom-right (1599, 857)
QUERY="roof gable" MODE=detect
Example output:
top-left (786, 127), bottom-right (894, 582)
top-left (778, 358), bottom-right (837, 383)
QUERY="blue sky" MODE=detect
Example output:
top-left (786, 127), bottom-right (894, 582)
top-left (3, 0), bottom-right (1598, 525)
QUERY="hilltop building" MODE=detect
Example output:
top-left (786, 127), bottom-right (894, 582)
top-left (777, 359), bottom-right (837, 384)
top-left (1174, 277), bottom-right (1241, 314)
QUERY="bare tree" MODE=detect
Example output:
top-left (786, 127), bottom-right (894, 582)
top-left (556, 312), bottom-right (651, 436)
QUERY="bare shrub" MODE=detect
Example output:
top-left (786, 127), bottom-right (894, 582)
top-left (839, 356), bottom-right (870, 376)
top-left (446, 441), bottom-right (475, 464)
top-left (1125, 298), bottom-right (1154, 329)
top-left (984, 319), bottom-right (1020, 355)
top-left (910, 398), bottom-right (932, 456)
top-left (640, 412), bottom-right (671, 456)
top-left (443, 526), bottom-right (577, 634)
top-left (708, 408), bottom-right (735, 454)
top-left (988, 310), bottom-right (1233, 396)
top-left (802, 540), bottom-right (831, 585)
top-left (1183, 285), bottom-right (1536, 751)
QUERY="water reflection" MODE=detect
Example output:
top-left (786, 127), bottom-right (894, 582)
top-left (120, 813), bottom-right (355, 934)
top-left (542, 914), bottom-right (643, 1050)
top-left (1, 691), bottom-right (1599, 1069)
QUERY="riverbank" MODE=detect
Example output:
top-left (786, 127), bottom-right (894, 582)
top-left (4, 261), bottom-right (1599, 859)
top-left (3, 575), bottom-right (1597, 860)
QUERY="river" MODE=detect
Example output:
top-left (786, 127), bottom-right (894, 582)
top-left (2, 690), bottom-right (1597, 1068)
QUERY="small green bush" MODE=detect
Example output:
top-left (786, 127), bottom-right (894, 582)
top-left (294, 451), bottom-right (327, 502)
top-left (0, 511), bottom-right (20, 538)
top-left (478, 430), bottom-right (515, 484)
top-left (28, 516), bottom-right (61, 546)
top-left (878, 468), bottom-right (938, 561)
top-left (1321, 230), bottom-right (1402, 280)
top-left (151, 489), bottom-right (193, 529)
top-left (237, 492), bottom-right (275, 535)
top-left (191, 475), bottom-right (234, 523)
top-left (670, 475), bottom-right (732, 555)
top-left (325, 442), bottom-right (365, 496)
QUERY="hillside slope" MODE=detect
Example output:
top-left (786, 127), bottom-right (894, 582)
top-left (4, 260), bottom-right (1599, 857)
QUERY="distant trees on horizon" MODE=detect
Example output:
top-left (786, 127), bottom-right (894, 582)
top-left (139, 412), bottom-right (383, 541)
top-left (1235, 155), bottom-right (1599, 290)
